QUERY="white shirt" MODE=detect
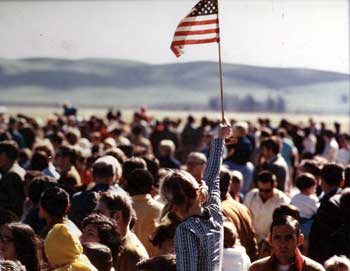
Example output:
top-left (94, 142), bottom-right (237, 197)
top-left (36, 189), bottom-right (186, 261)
top-left (244, 188), bottom-right (290, 242)
top-left (291, 193), bottom-right (319, 219)
top-left (222, 246), bottom-right (251, 271)
top-left (322, 138), bottom-right (339, 162)
top-left (303, 134), bottom-right (316, 154)
top-left (336, 148), bottom-right (350, 165)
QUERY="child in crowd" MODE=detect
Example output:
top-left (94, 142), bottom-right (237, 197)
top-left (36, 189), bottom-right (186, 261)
top-left (222, 220), bottom-right (251, 271)
top-left (160, 121), bottom-right (231, 271)
top-left (291, 173), bottom-right (319, 254)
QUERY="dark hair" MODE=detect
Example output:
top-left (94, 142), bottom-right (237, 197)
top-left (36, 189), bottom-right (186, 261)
top-left (223, 221), bottom-right (237, 248)
top-left (257, 170), bottom-right (276, 185)
top-left (272, 204), bottom-right (301, 222)
top-left (141, 154), bottom-right (160, 187)
top-left (99, 192), bottom-right (136, 224)
top-left (270, 215), bottom-right (300, 236)
top-left (150, 222), bottom-right (177, 248)
top-left (296, 173), bottom-right (317, 191)
top-left (83, 242), bottom-right (113, 271)
top-left (2, 223), bottom-right (40, 271)
top-left (29, 151), bottom-right (49, 171)
top-left (299, 160), bottom-right (321, 178)
top-left (0, 141), bottom-right (19, 161)
top-left (0, 208), bottom-right (19, 226)
top-left (81, 213), bottom-right (121, 254)
top-left (104, 148), bottom-right (127, 165)
top-left (340, 188), bottom-right (350, 219)
top-left (122, 157), bottom-right (147, 179)
top-left (126, 169), bottom-right (154, 196)
top-left (219, 167), bottom-right (231, 198)
top-left (136, 254), bottom-right (176, 271)
top-left (56, 145), bottom-right (78, 165)
top-left (260, 137), bottom-right (281, 154)
top-left (321, 163), bottom-right (344, 186)
top-left (92, 162), bottom-right (114, 179)
top-left (40, 187), bottom-right (70, 218)
top-left (28, 176), bottom-right (57, 205)
top-left (344, 165), bottom-right (350, 188)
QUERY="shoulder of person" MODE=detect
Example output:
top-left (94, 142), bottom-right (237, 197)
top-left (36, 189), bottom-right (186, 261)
top-left (303, 255), bottom-right (326, 271)
top-left (248, 256), bottom-right (271, 271)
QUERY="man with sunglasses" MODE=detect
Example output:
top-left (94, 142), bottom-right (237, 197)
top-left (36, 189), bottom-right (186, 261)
top-left (244, 171), bottom-right (290, 244)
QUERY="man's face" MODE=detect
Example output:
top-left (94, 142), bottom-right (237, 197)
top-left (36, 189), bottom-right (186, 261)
top-left (270, 224), bottom-right (301, 262)
top-left (258, 181), bottom-right (274, 201)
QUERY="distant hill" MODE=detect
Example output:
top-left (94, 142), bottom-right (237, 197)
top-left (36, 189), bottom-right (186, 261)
top-left (0, 58), bottom-right (348, 113)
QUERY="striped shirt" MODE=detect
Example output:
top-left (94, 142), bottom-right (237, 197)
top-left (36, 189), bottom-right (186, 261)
top-left (175, 138), bottom-right (224, 271)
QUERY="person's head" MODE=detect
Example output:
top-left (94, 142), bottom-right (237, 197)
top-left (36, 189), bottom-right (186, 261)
top-left (257, 171), bottom-right (276, 202)
top-left (81, 213), bottom-right (120, 255)
top-left (321, 163), bottom-right (344, 192)
top-left (54, 145), bottom-right (78, 173)
top-left (298, 160), bottom-right (321, 181)
top-left (0, 141), bottom-right (19, 170)
top-left (219, 167), bottom-right (231, 200)
top-left (141, 154), bottom-right (160, 187)
top-left (230, 170), bottom-right (243, 198)
top-left (232, 121), bottom-right (248, 138)
top-left (272, 204), bottom-right (301, 222)
top-left (0, 260), bottom-right (27, 271)
top-left (0, 223), bottom-right (40, 271)
top-left (295, 173), bottom-right (317, 195)
top-left (260, 137), bottom-right (281, 159)
top-left (92, 155), bottom-right (122, 185)
top-left (324, 255), bottom-right (350, 271)
top-left (160, 170), bottom-right (208, 220)
top-left (28, 175), bottom-right (57, 206)
top-left (39, 186), bottom-right (70, 221)
top-left (269, 216), bottom-right (304, 264)
top-left (126, 169), bottom-right (154, 196)
top-left (223, 220), bottom-right (237, 248)
top-left (96, 192), bottom-right (136, 235)
top-left (136, 254), bottom-right (176, 271)
top-left (104, 147), bottom-right (127, 165)
top-left (44, 223), bottom-right (95, 270)
top-left (83, 242), bottom-right (113, 271)
top-left (158, 140), bottom-right (176, 158)
top-left (185, 152), bottom-right (207, 182)
top-left (29, 151), bottom-right (49, 171)
top-left (323, 129), bottom-right (335, 143)
top-left (121, 157), bottom-right (147, 188)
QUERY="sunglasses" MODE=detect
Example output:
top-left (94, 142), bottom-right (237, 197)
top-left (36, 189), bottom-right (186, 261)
top-left (258, 188), bottom-right (273, 193)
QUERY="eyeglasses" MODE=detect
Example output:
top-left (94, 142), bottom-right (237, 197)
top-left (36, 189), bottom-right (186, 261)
top-left (258, 188), bottom-right (273, 193)
top-left (0, 235), bottom-right (14, 244)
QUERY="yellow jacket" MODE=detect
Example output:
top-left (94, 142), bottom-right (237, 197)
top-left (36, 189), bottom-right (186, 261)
top-left (44, 224), bottom-right (97, 271)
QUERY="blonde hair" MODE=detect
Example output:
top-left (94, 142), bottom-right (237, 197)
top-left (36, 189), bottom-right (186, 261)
top-left (160, 170), bottom-right (208, 220)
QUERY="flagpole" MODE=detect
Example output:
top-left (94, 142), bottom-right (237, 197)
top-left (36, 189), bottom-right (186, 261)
top-left (218, 40), bottom-right (225, 122)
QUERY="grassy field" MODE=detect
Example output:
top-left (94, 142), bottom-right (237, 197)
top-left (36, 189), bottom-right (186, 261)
top-left (4, 106), bottom-right (350, 133)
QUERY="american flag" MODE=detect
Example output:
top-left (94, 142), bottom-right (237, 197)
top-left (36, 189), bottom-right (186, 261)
top-left (171, 0), bottom-right (220, 58)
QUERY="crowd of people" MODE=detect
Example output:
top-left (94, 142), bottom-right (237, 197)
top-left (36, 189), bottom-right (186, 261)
top-left (0, 105), bottom-right (350, 271)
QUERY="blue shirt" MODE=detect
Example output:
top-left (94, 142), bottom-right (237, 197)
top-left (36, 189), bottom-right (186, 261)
top-left (175, 138), bottom-right (224, 271)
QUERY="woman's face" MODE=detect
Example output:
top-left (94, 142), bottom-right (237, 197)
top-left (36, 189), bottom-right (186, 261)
top-left (81, 224), bottom-right (100, 243)
top-left (0, 228), bottom-right (17, 260)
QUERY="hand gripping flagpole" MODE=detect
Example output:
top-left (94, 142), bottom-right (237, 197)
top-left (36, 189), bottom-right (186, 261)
top-left (217, 1), bottom-right (225, 122)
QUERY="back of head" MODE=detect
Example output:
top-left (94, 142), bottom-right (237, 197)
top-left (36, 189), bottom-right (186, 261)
top-left (219, 167), bottom-right (232, 198)
top-left (260, 136), bottom-right (281, 154)
top-left (56, 145), bottom-right (78, 165)
top-left (321, 163), bottom-right (344, 187)
top-left (295, 173), bottom-right (316, 191)
top-left (122, 157), bottom-right (147, 180)
top-left (28, 175), bottom-right (57, 205)
top-left (159, 140), bottom-right (175, 157)
top-left (136, 254), bottom-right (176, 271)
top-left (40, 187), bottom-right (70, 218)
top-left (83, 242), bottom-right (113, 271)
top-left (92, 155), bottom-right (122, 181)
top-left (223, 220), bottom-right (237, 248)
top-left (126, 168), bottom-right (154, 196)
top-left (0, 140), bottom-right (19, 162)
top-left (186, 152), bottom-right (207, 166)
top-left (233, 121), bottom-right (248, 137)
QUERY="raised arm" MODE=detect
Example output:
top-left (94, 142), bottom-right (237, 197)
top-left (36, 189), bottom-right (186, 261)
top-left (203, 121), bottom-right (231, 207)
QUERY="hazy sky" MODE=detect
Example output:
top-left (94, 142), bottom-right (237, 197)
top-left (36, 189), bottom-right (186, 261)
top-left (0, 0), bottom-right (348, 73)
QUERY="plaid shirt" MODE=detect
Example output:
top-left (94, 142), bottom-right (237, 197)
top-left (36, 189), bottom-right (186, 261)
top-left (175, 138), bottom-right (224, 271)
